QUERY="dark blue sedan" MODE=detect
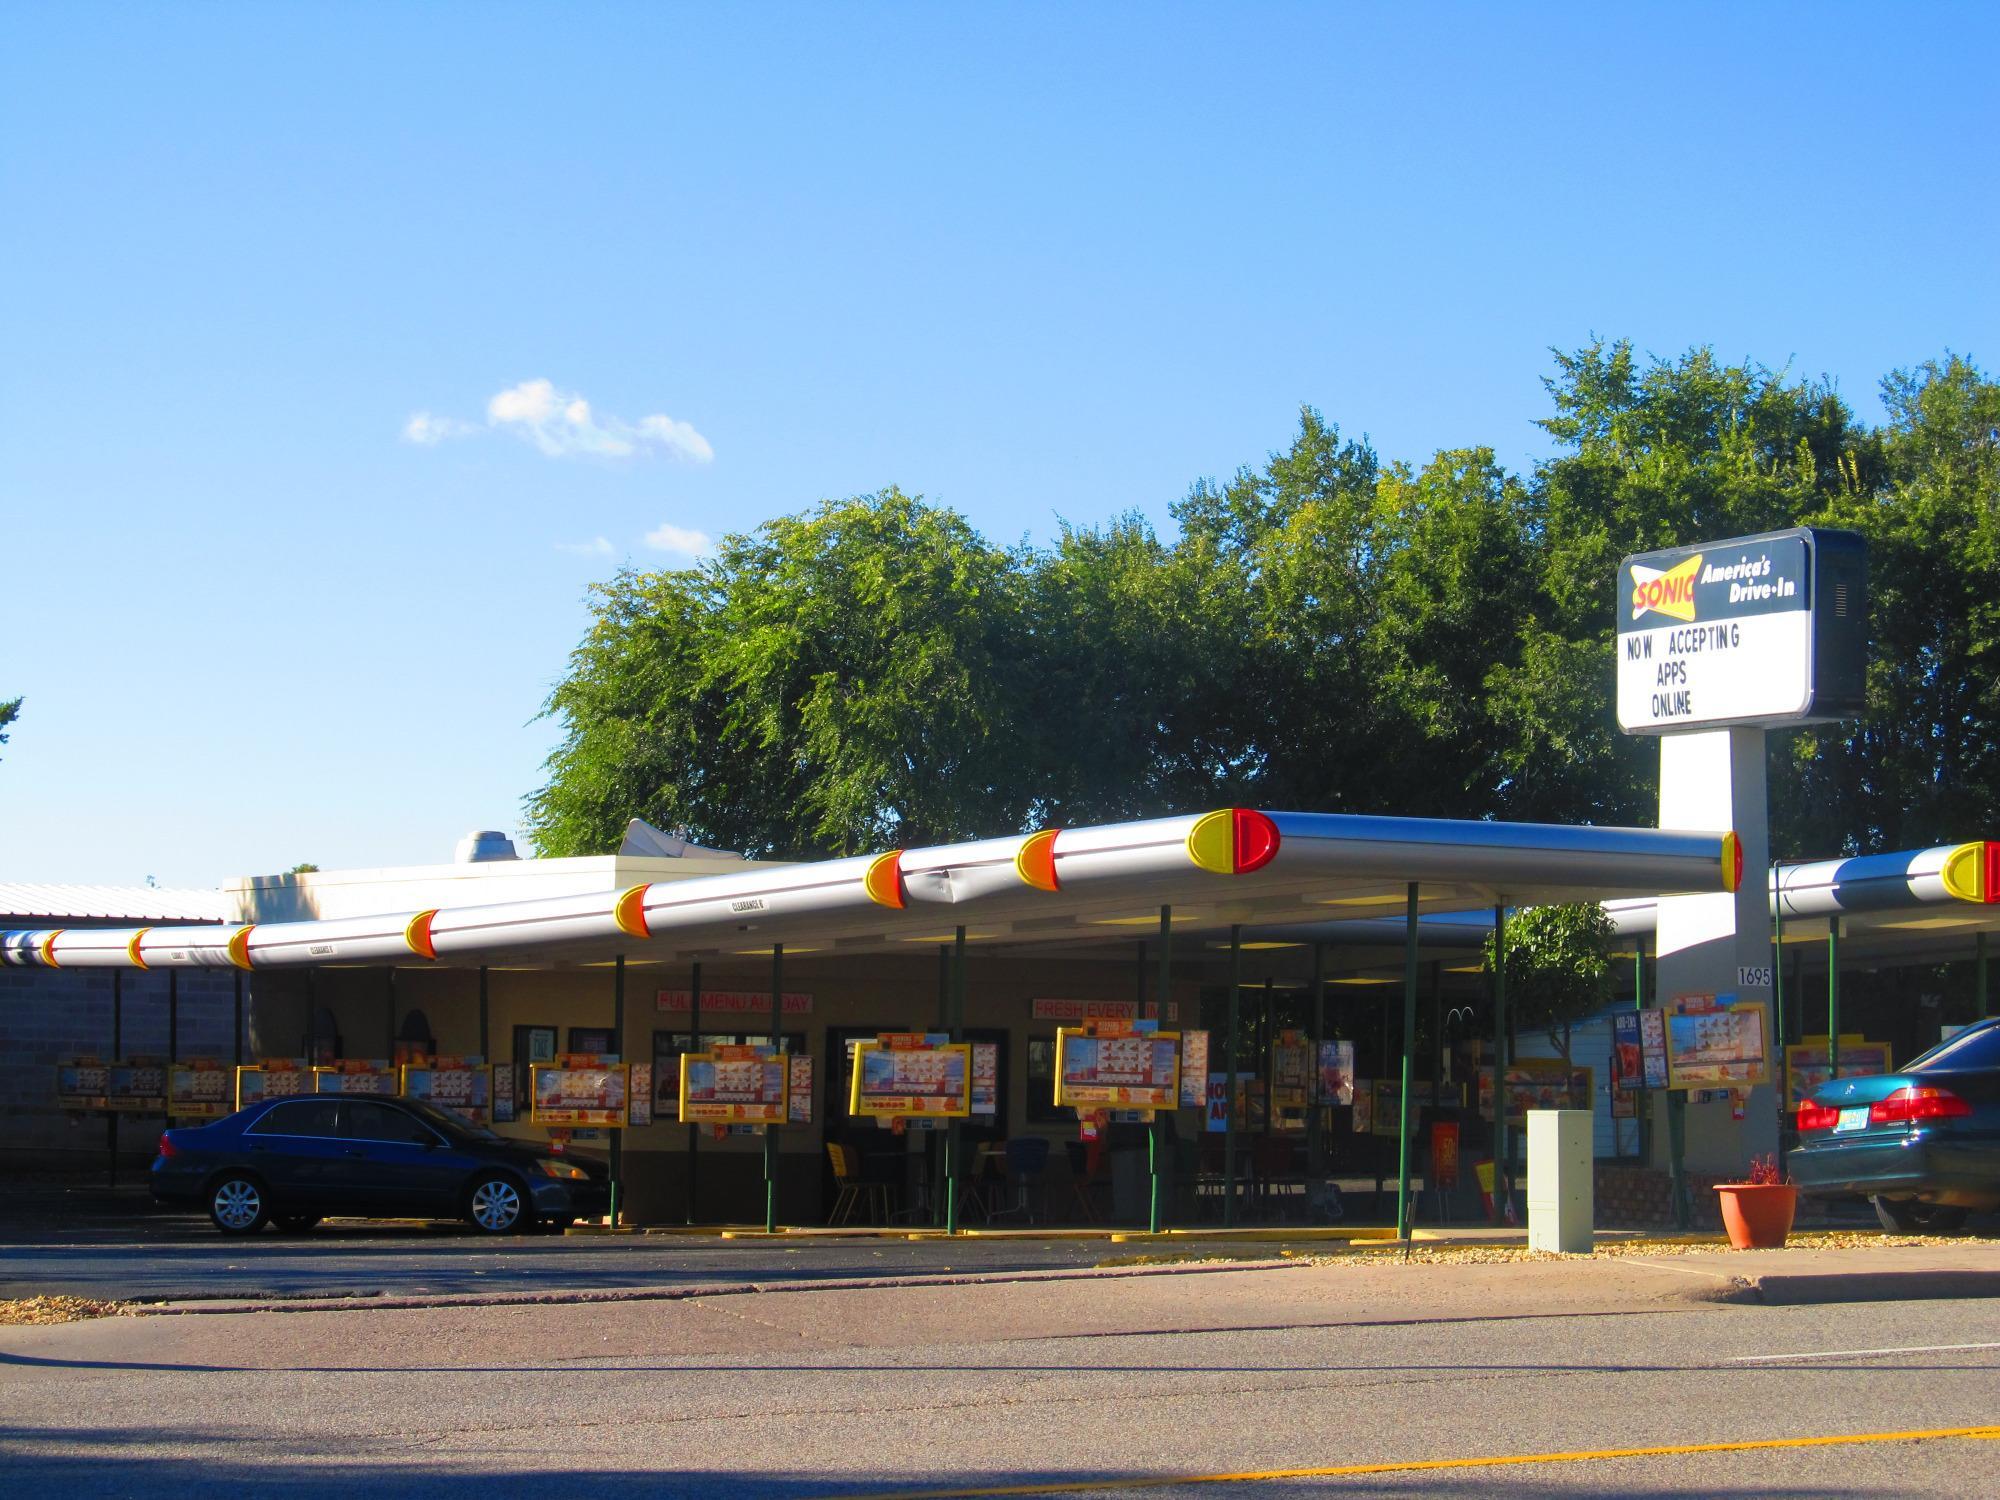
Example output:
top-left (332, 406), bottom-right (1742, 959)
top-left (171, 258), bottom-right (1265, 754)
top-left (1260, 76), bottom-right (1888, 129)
top-left (152, 1094), bottom-right (608, 1235)
top-left (1791, 1016), bottom-right (2000, 1232)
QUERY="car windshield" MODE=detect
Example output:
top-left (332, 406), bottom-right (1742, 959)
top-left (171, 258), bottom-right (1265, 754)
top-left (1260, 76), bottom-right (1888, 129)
top-left (395, 1096), bottom-right (502, 1142)
top-left (1904, 1022), bottom-right (2000, 1074)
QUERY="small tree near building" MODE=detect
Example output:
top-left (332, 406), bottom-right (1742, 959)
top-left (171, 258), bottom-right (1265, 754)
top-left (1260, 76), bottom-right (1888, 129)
top-left (1484, 903), bottom-right (1616, 1065)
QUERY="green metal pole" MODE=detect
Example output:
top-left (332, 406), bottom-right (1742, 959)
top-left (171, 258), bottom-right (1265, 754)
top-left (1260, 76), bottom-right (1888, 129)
top-left (946, 925), bottom-right (965, 1235)
top-left (168, 969), bottom-right (179, 1065)
top-left (1977, 930), bottom-right (1989, 1021)
top-left (1396, 883), bottom-right (1419, 1242)
top-left (1773, 867), bottom-right (1787, 1165)
top-left (1491, 904), bottom-right (1509, 1225)
top-left (686, 961), bottom-right (701, 1225)
top-left (476, 965), bottom-right (488, 1063)
top-left (386, 966), bottom-right (398, 1057)
top-left (1827, 917), bottom-right (1841, 1082)
top-left (1634, 936), bottom-right (1649, 1165)
top-left (609, 954), bottom-right (624, 1229)
top-left (1667, 1089), bottom-right (1690, 1230)
top-left (1152, 904), bottom-right (1172, 1233)
top-left (1224, 924), bottom-right (1241, 1227)
top-left (1309, 942), bottom-right (1326, 1177)
top-left (766, 943), bottom-right (782, 1234)
top-left (109, 970), bottom-right (122, 1187)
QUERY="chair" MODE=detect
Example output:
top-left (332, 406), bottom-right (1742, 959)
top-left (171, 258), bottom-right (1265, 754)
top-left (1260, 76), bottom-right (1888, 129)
top-left (1064, 1139), bottom-right (1107, 1224)
top-left (826, 1142), bottom-right (893, 1226)
top-left (987, 1136), bottom-right (1051, 1223)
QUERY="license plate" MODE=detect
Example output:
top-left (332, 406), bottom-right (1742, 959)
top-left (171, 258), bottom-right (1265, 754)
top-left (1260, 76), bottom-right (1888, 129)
top-left (1834, 1106), bottom-right (1871, 1133)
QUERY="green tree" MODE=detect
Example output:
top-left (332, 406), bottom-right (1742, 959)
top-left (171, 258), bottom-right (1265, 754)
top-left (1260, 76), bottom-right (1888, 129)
top-left (0, 697), bottom-right (17, 760)
top-left (527, 488), bottom-right (1030, 858)
top-left (1484, 903), bottom-right (1616, 1063)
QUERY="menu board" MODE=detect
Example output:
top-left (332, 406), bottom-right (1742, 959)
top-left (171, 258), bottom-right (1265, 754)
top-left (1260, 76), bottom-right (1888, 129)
top-left (1613, 1011), bottom-right (1672, 1091)
top-left (1180, 1031), bottom-right (1210, 1107)
top-left (787, 1054), bottom-right (814, 1124)
top-left (1665, 993), bottom-right (1768, 1089)
top-left (1317, 1040), bottom-right (1356, 1107)
top-left (1477, 1059), bottom-right (1594, 1124)
top-left (490, 1064), bottom-right (517, 1124)
top-left (236, 1060), bottom-right (312, 1109)
top-left (1785, 1036), bottom-right (1894, 1108)
top-left (1054, 1026), bottom-right (1180, 1109)
top-left (970, 1042), bottom-right (997, 1117)
top-left (1370, 1078), bottom-right (1404, 1138)
top-left (105, 1060), bottom-right (168, 1112)
top-left (169, 1060), bottom-right (233, 1119)
top-left (55, 1058), bottom-right (109, 1109)
top-left (850, 1034), bottom-right (971, 1118)
top-left (679, 1045), bottom-right (786, 1124)
top-left (402, 1058), bottom-right (492, 1124)
top-left (531, 1054), bottom-right (630, 1126)
top-left (1272, 1031), bottom-right (1312, 1111)
top-left (314, 1060), bottom-right (399, 1095)
top-left (627, 1063), bottom-right (654, 1127)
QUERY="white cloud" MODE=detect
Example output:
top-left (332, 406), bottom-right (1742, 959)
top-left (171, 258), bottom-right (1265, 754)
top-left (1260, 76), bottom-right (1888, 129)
top-left (557, 536), bottom-right (616, 558)
top-left (484, 378), bottom-right (714, 463)
top-left (402, 411), bottom-right (478, 445)
top-left (644, 522), bottom-right (713, 558)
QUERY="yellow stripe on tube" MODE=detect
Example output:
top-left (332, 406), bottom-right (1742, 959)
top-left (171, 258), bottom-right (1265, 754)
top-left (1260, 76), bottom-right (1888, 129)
top-left (1940, 842), bottom-right (1991, 903)
top-left (403, 910), bottom-right (438, 961)
top-left (226, 926), bottom-right (255, 971)
top-left (125, 928), bottom-right (150, 969)
top-left (864, 850), bottom-right (906, 909)
top-left (614, 884), bottom-right (652, 938)
top-left (1014, 829), bottom-right (1061, 892)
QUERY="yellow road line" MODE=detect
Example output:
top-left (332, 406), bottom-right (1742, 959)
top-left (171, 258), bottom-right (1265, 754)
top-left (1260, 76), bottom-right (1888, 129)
top-left (833, 1424), bottom-right (2000, 1499)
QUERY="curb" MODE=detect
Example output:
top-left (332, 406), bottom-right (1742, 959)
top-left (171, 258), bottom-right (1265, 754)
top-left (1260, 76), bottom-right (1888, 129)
top-left (131, 1254), bottom-right (1312, 1317)
top-left (1698, 1268), bottom-right (2000, 1307)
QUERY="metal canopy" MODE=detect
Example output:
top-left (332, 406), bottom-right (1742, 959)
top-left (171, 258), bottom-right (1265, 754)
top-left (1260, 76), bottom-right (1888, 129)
top-left (1, 808), bottom-right (1738, 973)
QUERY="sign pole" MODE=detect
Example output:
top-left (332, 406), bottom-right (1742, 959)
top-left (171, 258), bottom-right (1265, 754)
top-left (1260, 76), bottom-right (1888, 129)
top-left (609, 955), bottom-right (625, 1229)
top-left (766, 943), bottom-right (782, 1234)
top-left (233, 968), bottom-right (245, 1067)
top-left (686, 960), bottom-right (701, 1225)
top-left (1309, 941), bottom-right (1325, 1180)
top-left (1827, 918), bottom-right (1842, 1082)
top-left (1224, 924), bottom-right (1241, 1227)
top-left (1491, 903), bottom-right (1509, 1225)
top-left (168, 969), bottom-right (179, 1066)
top-left (1396, 883), bottom-right (1419, 1242)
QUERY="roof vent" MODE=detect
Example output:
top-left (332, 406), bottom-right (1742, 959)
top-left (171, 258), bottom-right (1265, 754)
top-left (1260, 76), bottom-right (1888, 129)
top-left (454, 830), bottom-right (520, 864)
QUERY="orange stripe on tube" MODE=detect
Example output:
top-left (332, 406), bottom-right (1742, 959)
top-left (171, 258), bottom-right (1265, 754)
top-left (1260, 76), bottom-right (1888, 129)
top-left (864, 850), bottom-right (906, 909)
top-left (404, 910), bottom-right (438, 961)
top-left (614, 884), bottom-right (653, 938)
top-left (126, 928), bottom-right (151, 969)
top-left (226, 926), bottom-right (255, 971)
top-left (1015, 829), bottom-right (1061, 892)
top-left (42, 930), bottom-right (66, 968)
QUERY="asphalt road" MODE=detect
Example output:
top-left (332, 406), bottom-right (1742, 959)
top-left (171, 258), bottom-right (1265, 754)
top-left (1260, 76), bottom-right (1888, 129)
top-left (4, 1254), bottom-right (1999, 1496)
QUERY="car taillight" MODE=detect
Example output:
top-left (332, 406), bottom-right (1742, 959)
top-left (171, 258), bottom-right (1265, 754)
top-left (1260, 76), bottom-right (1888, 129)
top-left (1796, 1101), bottom-right (1840, 1131)
top-left (158, 1133), bottom-right (180, 1158)
top-left (1868, 1086), bottom-right (1973, 1125)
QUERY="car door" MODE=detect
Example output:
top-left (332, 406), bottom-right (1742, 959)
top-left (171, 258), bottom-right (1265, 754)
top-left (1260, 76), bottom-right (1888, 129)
top-left (243, 1098), bottom-right (351, 1212)
top-left (343, 1099), bottom-right (466, 1217)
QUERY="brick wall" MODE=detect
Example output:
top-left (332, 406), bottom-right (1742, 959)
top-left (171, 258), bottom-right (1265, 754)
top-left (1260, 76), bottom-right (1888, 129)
top-left (0, 964), bottom-right (248, 1171)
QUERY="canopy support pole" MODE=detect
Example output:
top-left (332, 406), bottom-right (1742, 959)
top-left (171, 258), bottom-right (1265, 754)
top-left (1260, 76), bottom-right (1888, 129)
top-left (946, 925), bottom-right (965, 1235)
top-left (385, 967), bottom-right (397, 1057)
top-left (609, 954), bottom-right (625, 1229)
top-left (686, 961), bottom-right (702, 1225)
top-left (1224, 924), bottom-right (1241, 1227)
top-left (1634, 935), bottom-right (1650, 1165)
top-left (766, 944), bottom-right (782, 1234)
top-left (1309, 941), bottom-right (1326, 1178)
top-left (108, 970), bottom-right (123, 1187)
top-left (1827, 918), bottom-right (1842, 1081)
top-left (1152, 904), bottom-right (1172, 1234)
top-left (477, 966), bottom-right (488, 1063)
top-left (1977, 931), bottom-right (1989, 1022)
top-left (1491, 904), bottom-right (1509, 1225)
top-left (168, 969), bottom-right (179, 1066)
top-left (1396, 882), bottom-right (1419, 1243)
top-left (233, 968), bottom-right (245, 1067)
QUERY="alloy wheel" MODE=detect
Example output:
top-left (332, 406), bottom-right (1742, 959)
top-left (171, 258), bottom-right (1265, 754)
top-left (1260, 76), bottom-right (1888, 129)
top-left (213, 1179), bottom-right (262, 1231)
top-left (470, 1178), bottom-right (522, 1232)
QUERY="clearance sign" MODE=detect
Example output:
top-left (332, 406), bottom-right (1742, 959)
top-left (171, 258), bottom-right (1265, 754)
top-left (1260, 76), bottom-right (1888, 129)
top-left (1616, 527), bottom-right (1866, 733)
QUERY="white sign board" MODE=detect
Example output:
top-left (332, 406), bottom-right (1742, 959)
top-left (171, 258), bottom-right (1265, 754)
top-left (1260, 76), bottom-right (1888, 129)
top-left (1616, 532), bottom-right (1816, 733)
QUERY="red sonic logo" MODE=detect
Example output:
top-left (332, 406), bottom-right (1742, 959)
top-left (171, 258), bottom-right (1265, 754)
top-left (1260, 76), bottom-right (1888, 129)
top-left (1629, 553), bottom-right (1703, 622)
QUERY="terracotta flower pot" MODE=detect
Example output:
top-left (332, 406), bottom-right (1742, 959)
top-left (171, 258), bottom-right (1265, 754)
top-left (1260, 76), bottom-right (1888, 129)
top-left (1716, 1182), bottom-right (1798, 1249)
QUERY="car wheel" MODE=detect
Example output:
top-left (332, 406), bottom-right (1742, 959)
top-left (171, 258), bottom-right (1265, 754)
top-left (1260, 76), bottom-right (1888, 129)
top-left (209, 1174), bottom-right (270, 1236)
top-left (1872, 1197), bottom-right (1969, 1234)
top-left (273, 1214), bottom-right (322, 1234)
top-left (466, 1174), bottom-right (527, 1234)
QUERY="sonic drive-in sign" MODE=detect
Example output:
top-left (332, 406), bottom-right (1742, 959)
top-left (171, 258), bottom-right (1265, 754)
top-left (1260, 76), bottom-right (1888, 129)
top-left (1615, 527), bottom-right (1867, 733)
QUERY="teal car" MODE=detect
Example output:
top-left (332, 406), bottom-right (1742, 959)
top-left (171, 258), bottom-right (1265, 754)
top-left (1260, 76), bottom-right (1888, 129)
top-left (1791, 1017), bottom-right (2000, 1233)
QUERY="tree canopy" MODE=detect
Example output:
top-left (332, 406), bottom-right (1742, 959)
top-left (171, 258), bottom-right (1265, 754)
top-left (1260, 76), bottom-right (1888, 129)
top-left (527, 345), bottom-right (2000, 864)
top-left (0, 697), bottom-right (19, 763)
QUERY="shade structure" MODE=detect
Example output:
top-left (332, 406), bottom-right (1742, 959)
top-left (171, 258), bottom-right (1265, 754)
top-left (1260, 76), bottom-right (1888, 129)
top-left (1, 808), bottom-right (1740, 973)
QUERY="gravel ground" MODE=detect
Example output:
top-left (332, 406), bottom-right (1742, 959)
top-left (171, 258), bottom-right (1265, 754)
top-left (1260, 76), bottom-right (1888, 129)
top-left (0, 1296), bottom-right (133, 1325)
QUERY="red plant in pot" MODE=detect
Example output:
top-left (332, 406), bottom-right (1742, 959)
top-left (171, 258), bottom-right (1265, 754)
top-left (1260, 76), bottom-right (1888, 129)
top-left (1715, 1154), bottom-right (1797, 1249)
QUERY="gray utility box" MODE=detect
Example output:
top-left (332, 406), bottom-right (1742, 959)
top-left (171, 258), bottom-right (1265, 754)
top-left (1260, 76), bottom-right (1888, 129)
top-left (1526, 1109), bottom-right (1594, 1255)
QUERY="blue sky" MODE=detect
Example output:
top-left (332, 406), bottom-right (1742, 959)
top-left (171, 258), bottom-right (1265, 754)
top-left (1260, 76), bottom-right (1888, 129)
top-left (4, 3), bottom-right (1995, 886)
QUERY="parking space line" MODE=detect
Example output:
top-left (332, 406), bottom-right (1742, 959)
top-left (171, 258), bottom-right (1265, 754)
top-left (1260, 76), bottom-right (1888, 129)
top-left (1729, 1341), bottom-right (2000, 1362)
top-left (833, 1424), bottom-right (2000, 1498)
